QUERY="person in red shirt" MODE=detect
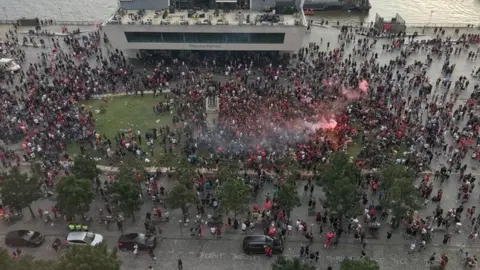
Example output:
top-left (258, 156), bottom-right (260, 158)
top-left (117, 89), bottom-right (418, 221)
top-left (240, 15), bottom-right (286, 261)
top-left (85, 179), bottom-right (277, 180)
top-left (155, 208), bottom-right (162, 218)
top-left (51, 206), bottom-right (58, 218)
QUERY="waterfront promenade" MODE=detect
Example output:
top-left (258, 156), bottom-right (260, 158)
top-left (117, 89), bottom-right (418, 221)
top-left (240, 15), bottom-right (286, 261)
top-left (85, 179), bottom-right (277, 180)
top-left (0, 18), bottom-right (479, 270)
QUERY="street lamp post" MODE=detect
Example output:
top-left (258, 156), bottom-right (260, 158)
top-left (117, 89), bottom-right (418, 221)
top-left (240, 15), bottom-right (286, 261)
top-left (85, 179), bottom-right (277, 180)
top-left (2, 7), bottom-right (8, 21)
top-left (58, 8), bottom-right (64, 25)
top-left (423, 11), bottom-right (434, 34)
top-left (178, 220), bottom-right (183, 236)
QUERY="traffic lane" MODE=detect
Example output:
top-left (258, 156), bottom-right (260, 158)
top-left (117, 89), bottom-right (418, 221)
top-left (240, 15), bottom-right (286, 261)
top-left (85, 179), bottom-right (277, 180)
top-left (0, 232), bottom-right (473, 270)
top-left (150, 238), bottom-right (468, 270)
top-left (0, 235), bottom-right (64, 260)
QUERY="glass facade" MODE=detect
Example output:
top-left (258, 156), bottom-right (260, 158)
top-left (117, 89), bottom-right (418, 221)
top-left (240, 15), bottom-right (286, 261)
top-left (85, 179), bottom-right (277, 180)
top-left (124, 32), bottom-right (285, 44)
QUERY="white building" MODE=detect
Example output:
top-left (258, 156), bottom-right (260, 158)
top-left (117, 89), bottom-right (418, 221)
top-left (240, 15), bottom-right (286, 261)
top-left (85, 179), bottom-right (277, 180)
top-left (102, 0), bottom-right (307, 57)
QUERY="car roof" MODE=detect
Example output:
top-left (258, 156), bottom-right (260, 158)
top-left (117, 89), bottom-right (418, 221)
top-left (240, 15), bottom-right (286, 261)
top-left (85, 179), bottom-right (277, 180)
top-left (67, 232), bottom-right (88, 241)
top-left (7, 230), bottom-right (32, 236)
top-left (244, 235), bottom-right (269, 242)
top-left (119, 233), bottom-right (147, 241)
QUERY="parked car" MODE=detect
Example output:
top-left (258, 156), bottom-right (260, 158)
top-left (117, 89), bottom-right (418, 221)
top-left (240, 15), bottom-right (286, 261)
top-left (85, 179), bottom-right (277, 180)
top-left (0, 58), bottom-right (21, 72)
top-left (242, 235), bottom-right (284, 254)
top-left (118, 233), bottom-right (157, 251)
top-left (5, 230), bottom-right (45, 247)
top-left (66, 232), bottom-right (103, 246)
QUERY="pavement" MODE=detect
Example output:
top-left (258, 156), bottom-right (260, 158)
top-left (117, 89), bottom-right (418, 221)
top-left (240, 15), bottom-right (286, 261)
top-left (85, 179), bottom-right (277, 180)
top-left (0, 24), bottom-right (479, 269)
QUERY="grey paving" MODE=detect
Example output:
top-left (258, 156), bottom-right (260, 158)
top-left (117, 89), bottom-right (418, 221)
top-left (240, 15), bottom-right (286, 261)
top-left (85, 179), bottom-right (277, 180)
top-left (0, 24), bottom-right (480, 269)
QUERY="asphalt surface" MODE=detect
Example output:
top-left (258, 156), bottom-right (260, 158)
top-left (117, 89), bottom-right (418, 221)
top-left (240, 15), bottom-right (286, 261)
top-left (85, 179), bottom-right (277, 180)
top-left (0, 24), bottom-right (480, 269)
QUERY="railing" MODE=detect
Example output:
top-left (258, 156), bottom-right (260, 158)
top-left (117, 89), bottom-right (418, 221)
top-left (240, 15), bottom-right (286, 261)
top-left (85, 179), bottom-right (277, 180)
top-left (314, 20), bottom-right (480, 29)
top-left (106, 20), bottom-right (304, 27)
top-left (0, 20), bottom-right (16, 24)
top-left (0, 19), bottom-right (100, 26)
top-left (404, 23), bottom-right (479, 28)
top-left (48, 20), bottom-right (99, 26)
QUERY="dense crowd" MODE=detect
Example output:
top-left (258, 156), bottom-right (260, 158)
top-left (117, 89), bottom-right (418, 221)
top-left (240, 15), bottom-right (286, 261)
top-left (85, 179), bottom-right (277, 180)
top-left (1, 22), bottom-right (480, 267)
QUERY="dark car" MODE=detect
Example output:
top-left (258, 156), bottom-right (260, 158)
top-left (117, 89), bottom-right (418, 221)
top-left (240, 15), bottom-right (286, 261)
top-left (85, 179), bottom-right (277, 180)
top-left (242, 235), bottom-right (283, 254)
top-left (118, 233), bottom-right (157, 251)
top-left (5, 230), bottom-right (45, 247)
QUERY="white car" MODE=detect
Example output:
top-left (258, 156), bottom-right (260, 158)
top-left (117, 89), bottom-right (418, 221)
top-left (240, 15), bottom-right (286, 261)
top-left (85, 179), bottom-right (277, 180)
top-left (66, 232), bottom-right (104, 246)
top-left (0, 58), bottom-right (21, 72)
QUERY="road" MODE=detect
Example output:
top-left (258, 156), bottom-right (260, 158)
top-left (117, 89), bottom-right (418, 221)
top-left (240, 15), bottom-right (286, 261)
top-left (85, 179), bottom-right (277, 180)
top-left (0, 24), bottom-right (480, 269)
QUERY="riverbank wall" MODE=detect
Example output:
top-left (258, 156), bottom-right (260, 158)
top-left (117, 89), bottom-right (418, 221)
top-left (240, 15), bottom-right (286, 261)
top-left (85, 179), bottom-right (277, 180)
top-left (0, 18), bottom-right (478, 31)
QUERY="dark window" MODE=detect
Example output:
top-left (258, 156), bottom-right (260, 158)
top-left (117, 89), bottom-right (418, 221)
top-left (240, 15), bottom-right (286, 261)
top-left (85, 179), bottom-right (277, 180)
top-left (124, 32), bottom-right (285, 44)
top-left (162, 33), bottom-right (184, 43)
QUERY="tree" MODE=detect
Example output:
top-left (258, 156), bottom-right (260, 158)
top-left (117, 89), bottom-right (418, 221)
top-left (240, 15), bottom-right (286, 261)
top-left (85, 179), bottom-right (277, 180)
top-left (12, 255), bottom-right (56, 270)
top-left (30, 162), bottom-right (45, 182)
top-left (0, 248), bottom-right (56, 270)
top-left (276, 182), bottom-right (301, 219)
top-left (167, 183), bottom-right (196, 222)
top-left (71, 155), bottom-right (100, 181)
top-left (175, 156), bottom-right (198, 189)
top-left (271, 256), bottom-right (315, 270)
top-left (56, 243), bottom-right (121, 270)
top-left (379, 162), bottom-right (421, 221)
top-left (56, 175), bottom-right (95, 218)
top-left (280, 155), bottom-right (301, 183)
top-left (318, 152), bottom-right (361, 218)
top-left (0, 248), bottom-right (14, 270)
top-left (0, 167), bottom-right (42, 218)
top-left (216, 173), bottom-right (251, 218)
top-left (340, 257), bottom-right (380, 270)
top-left (111, 166), bottom-right (144, 221)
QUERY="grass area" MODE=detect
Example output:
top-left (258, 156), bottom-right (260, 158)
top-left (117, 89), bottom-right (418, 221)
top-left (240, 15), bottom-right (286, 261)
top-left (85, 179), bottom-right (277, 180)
top-left (347, 139), bottom-right (364, 158)
top-left (67, 94), bottom-right (174, 163)
top-left (83, 94), bottom-right (172, 139)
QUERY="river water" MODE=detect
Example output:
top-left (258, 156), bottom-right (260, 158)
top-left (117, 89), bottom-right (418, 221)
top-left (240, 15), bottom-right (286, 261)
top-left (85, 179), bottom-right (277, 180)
top-left (0, 0), bottom-right (479, 25)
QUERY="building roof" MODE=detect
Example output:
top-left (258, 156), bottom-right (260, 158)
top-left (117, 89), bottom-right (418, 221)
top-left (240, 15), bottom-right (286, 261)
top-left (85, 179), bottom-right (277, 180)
top-left (108, 9), bottom-right (303, 27)
top-left (119, 0), bottom-right (170, 11)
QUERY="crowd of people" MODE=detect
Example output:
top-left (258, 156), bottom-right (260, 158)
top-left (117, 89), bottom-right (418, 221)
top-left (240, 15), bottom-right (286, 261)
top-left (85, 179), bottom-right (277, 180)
top-left (1, 20), bottom-right (480, 268)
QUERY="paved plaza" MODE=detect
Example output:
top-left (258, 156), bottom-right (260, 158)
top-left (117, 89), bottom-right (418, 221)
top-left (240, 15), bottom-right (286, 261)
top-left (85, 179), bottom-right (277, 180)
top-left (0, 23), bottom-right (480, 269)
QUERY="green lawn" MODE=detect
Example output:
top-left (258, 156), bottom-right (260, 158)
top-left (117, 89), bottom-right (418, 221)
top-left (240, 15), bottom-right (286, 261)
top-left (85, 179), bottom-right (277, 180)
top-left (67, 94), bottom-right (174, 162)
top-left (83, 94), bottom-right (172, 139)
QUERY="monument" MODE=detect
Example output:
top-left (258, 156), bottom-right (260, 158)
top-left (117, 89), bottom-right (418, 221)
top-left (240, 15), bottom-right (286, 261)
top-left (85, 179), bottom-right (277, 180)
top-left (205, 92), bottom-right (219, 129)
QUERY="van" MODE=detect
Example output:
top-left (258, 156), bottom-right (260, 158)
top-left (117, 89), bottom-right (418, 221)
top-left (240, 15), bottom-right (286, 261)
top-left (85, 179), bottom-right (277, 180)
top-left (0, 58), bottom-right (21, 72)
top-left (242, 235), bottom-right (284, 254)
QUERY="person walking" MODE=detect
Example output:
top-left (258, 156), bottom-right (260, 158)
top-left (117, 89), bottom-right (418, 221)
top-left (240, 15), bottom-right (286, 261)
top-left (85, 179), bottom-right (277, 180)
top-left (148, 247), bottom-right (156, 264)
top-left (117, 219), bottom-right (123, 233)
top-left (178, 259), bottom-right (183, 269)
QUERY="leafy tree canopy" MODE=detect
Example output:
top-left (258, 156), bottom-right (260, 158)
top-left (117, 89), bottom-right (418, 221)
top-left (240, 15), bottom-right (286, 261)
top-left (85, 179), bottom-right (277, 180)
top-left (271, 256), bottom-right (315, 270)
top-left (111, 169), bottom-right (144, 221)
top-left (0, 249), bottom-right (56, 270)
top-left (167, 183), bottom-right (196, 222)
top-left (71, 155), bottom-right (100, 180)
top-left (319, 152), bottom-right (361, 217)
top-left (175, 157), bottom-right (198, 189)
top-left (56, 175), bottom-right (95, 217)
top-left (276, 182), bottom-right (301, 217)
top-left (340, 257), bottom-right (380, 270)
top-left (216, 174), bottom-right (251, 217)
top-left (283, 156), bottom-right (302, 182)
top-left (379, 162), bottom-right (415, 192)
top-left (0, 167), bottom-right (42, 217)
top-left (379, 162), bottom-right (421, 220)
top-left (56, 243), bottom-right (121, 270)
top-left (0, 245), bottom-right (120, 270)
